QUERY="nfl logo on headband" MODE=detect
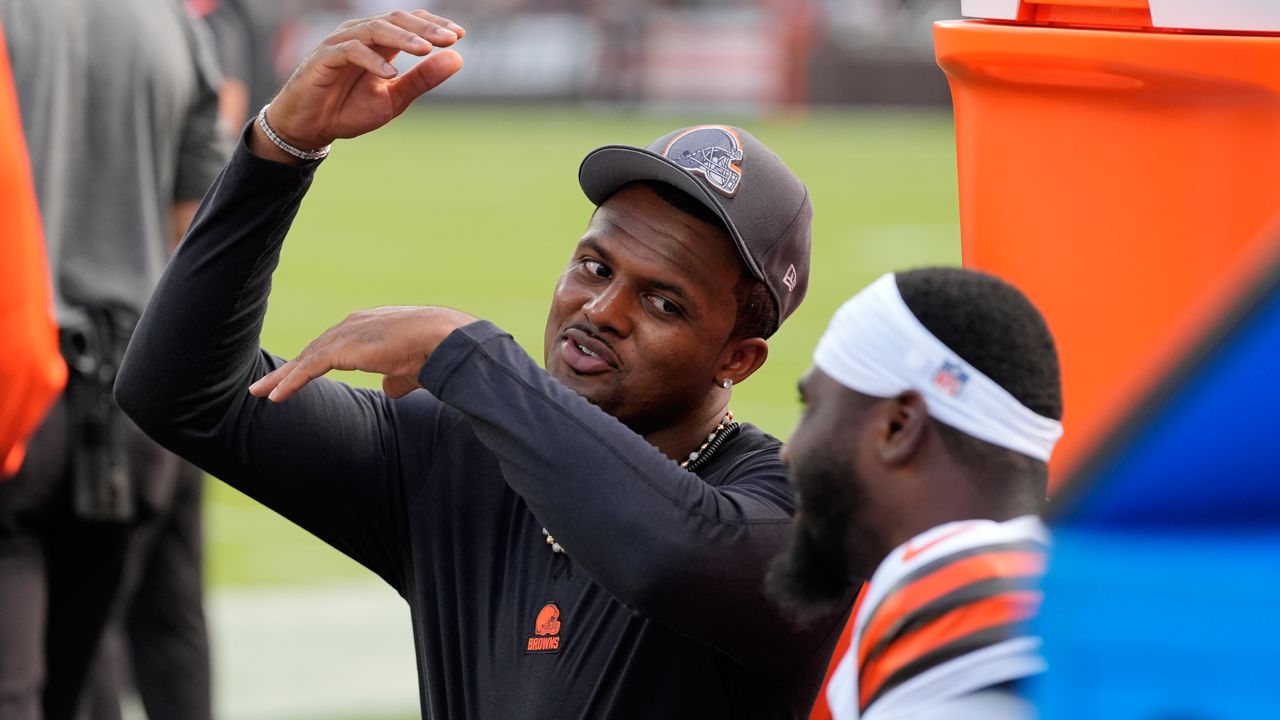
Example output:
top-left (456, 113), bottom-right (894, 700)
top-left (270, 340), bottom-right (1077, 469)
top-left (662, 126), bottom-right (744, 197)
top-left (932, 361), bottom-right (970, 398)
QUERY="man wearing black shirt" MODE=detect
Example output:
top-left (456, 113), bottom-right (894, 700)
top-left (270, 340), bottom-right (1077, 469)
top-left (116, 9), bottom-right (850, 718)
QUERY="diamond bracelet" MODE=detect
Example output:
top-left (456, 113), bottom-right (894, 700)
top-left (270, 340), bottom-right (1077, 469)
top-left (256, 104), bottom-right (330, 162)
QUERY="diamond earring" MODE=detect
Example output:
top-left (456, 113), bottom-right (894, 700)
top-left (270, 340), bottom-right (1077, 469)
top-left (721, 378), bottom-right (732, 389)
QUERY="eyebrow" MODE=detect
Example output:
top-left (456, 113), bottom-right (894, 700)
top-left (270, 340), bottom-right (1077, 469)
top-left (579, 237), bottom-right (693, 305)
top-left (581, 237), bottom-right (613, 264)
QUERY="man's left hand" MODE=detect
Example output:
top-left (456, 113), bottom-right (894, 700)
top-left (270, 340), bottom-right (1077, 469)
top-left (249, 306), bottom-right (477, 402)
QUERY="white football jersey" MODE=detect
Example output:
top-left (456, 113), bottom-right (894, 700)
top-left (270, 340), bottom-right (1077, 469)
top-left (827, 515), bottom-right (1049, 720)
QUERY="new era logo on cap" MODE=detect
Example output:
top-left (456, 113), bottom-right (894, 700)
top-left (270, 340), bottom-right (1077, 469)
top-left (661, 126), bottom-right (744, 197)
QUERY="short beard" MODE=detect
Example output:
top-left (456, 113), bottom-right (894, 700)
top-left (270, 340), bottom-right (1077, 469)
top-left (766, 452), bottom-right (871, 623)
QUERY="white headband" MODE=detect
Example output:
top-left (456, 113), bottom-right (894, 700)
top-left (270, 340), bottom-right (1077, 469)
top-left (813, 273), bottom-right (1062, 462)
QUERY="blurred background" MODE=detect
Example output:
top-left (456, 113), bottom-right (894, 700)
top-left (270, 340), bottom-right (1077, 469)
top-left (195, 1), bottom-right (962, 718)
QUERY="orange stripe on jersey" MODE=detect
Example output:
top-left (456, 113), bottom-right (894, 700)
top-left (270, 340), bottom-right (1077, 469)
top-left (807, 584), bottom-right (866, 720)
top-left (857, 590), bottom-right (1042, 711)
top-left (857, 550), bottom-right (1044, 668)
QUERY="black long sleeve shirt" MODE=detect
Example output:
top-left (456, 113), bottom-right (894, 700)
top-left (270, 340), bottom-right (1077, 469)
top-left (115, 132), bottom-right (850, 719)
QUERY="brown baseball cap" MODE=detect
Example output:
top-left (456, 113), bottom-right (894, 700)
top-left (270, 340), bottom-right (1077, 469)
top-left (578, 125), bottom-right (813, 335)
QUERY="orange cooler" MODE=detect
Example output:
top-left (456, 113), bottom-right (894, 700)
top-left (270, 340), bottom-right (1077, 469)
top-left (934, 1), bottom-right (1280, 488)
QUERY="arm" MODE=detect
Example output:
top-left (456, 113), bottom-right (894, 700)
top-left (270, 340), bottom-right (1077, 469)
top-left (117, 10), bottom-right (467, 589)
top-left (259, 311), bottom-right (838, 672)
top-left (420, 324), bottom-right (836, 674)
top-left (248, 309), bottom-right (841, 674)
top-left (119, 134), bottom-right (414, 588)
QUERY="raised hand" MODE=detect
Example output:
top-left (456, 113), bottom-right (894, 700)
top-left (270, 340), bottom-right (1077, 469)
top-left (251, 10), bottom-right (465, 161)
top-left (248, 306), bottom-right (479, 402)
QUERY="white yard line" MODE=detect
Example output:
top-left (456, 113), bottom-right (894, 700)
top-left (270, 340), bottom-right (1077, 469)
top-left (208, 582), bottom-right (419, 720)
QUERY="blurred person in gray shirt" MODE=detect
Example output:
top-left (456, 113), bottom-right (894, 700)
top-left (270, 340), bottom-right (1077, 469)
top-left (0, 1), bottom-right (226, 718)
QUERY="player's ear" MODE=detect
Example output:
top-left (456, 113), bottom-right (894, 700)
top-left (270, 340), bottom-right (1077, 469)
top-left (717, 337), bottom-right (768, 387)
top-left (879, 391), bottom-right (927, 466)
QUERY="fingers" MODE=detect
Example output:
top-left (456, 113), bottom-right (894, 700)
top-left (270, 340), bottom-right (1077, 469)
top-left (335, 9), bottom-right (465, 39)
top-left (382, 375), bottom-right (419, 399)
top-left (411, 10), bottom-right (466, 40)
top-left (320, 39), bottom-right (399, 80)
top-left (247, 364), bottom-right (290, 398)
top-left (329, 11), bottom-right (462, 59)
top-left (313, 20), bottom-right (431, 81)
top-left (352, 18), bottom-right (436, 56)
top-left (392, 10), bottom-right (463, 47)
top-left (266, 10), bottom-right (466, 148)
top-left (310, 9), bottom-right (465, 82)
top-left (248, 323), bottom-right (351, 402)
top-left (309, 11), bottom-right (465, 86)
top-left (389, 50), bottom-right (464, 114)
top-left (267, 360), bottom-right (331, 403)
top-left (248, 354), bottom-right (340, 403)
top-left (246, 305), bottom-right (459, 403)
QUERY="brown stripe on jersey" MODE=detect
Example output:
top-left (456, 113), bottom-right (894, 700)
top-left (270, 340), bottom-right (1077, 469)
top-left (860, 575), bottom-right (1043, 669)
top-left (857, 547), bottom-right (1045, 668)
top-left (860, 621), bottom-right (1034, 713)
top-left (857, 591), bottom-right (1041, 711)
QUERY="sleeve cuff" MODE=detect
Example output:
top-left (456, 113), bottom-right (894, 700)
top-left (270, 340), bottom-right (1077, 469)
top-left (419, 320), bottom-right (513, 395)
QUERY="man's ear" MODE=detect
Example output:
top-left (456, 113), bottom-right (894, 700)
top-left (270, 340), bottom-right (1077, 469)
top-left (879, 390), bottom-right (928, 466)
top-left (717, 337), bottom-right (769, 386)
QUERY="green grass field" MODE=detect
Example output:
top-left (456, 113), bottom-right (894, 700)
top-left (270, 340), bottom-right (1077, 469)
top-left (206, 105), bottom-right (962, 590)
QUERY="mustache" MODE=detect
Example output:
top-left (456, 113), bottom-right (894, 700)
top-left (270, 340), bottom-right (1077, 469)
top-left (565, 322), bottom-right (617, 352)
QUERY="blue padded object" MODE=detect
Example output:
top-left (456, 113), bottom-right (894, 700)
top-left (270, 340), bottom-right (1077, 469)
top-left (1031, 528), bottom-right (1280, 720)
top-left (1054, 262), bottom-right (1280, 528)
top-left (1035, 252), bottom-right (1280, 718)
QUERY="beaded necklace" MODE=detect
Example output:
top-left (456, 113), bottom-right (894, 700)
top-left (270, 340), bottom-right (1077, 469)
top-left (541, 409), bottom-right (738, 555)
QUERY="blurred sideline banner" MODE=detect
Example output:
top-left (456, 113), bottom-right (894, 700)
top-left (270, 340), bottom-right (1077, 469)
top-left (422, 8), bottom-right (800, 111)
top-left (305, 2), bottom-right (841, 110)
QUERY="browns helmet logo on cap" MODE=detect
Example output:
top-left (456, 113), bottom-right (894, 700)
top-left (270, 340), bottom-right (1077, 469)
top-left (662, 126), bottom-right (744, 197)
